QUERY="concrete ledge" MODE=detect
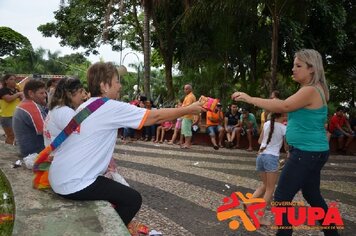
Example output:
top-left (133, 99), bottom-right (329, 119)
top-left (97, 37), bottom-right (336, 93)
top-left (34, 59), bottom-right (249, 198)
top-left (0, 142), bottom-right (130, 236)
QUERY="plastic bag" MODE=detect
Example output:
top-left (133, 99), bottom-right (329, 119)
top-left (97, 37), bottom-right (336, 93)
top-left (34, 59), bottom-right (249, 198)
top-left (199, 96), bottom-right (219, 112)
top-left (23, 153), bottom-right (38, 169)
top-left (110, 172), bottom-right (130, 187)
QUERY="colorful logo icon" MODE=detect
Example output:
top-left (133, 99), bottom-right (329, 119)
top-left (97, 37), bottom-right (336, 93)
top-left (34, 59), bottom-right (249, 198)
top-left (217, 192), bottom-right (344, 232)
top-left (216, 192), bottom-right (266, 231)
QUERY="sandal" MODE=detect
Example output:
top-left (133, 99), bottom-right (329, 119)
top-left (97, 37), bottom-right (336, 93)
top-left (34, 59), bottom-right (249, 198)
top-left (127, 220), bottom-right (149, 236)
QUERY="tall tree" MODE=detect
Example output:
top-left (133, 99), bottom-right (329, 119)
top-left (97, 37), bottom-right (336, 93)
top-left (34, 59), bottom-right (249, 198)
top-left (150, 0), bottom-right (188, 101)
top-left (0, 27), bottom-right (33, 57)
top-left (141, 0), bottom-right (152, 99)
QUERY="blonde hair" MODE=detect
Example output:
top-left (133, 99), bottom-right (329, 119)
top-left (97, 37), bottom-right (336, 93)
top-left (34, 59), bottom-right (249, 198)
top-left (295, 49), bottom-right (329, 101)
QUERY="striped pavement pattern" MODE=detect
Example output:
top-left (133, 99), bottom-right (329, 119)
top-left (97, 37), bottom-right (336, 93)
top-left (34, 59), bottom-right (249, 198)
top-left (114, 140), bottom-right (355, 236)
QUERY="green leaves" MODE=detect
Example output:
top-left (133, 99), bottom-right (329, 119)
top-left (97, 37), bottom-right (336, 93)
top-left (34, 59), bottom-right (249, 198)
top-left (0, 27), bottom-right (32, 57)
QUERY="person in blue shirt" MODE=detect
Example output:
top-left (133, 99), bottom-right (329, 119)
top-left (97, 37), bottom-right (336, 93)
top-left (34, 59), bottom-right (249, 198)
top-left (13, 79), bottom-right (47, 157)
top-left (232, 49), bottom-right (339, 236)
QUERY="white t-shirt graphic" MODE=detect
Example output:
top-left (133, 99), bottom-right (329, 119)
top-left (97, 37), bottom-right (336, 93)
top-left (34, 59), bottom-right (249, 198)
top-left (43, 106), bottom-right (77, 147)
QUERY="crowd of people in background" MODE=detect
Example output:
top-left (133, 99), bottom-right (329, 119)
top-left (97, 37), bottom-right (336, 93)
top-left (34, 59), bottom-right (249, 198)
top-left (1, 74), bottom-right (345, 158)
top-left (117, 86), bottom-right (355, 156)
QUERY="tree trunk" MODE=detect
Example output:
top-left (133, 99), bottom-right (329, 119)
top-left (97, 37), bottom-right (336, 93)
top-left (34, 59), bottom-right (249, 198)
top-left (270, 13), bottom-right (279, 93)
top-left (143, 3), bottom-right (151, 100)
top-left (151, 2), bottom-right (176, 102)
top-left (163, 56), bottom-right (175, 101)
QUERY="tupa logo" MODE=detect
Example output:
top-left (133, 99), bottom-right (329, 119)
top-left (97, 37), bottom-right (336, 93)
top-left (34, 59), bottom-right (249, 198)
top-left (216, 192), bottom-right (266, 231)
top-left (216, 192), bottom-right (344, 232)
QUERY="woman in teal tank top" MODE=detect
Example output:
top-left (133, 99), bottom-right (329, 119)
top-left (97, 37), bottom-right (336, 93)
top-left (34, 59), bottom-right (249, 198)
top-left (232, 49), bottom-right (339, 236)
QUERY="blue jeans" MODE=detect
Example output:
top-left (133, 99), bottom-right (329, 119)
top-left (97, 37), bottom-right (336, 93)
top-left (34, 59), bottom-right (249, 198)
top-left (256, 153), bottom-right (279, 172)
top-left (123, 127), bottom-right (135, 138)
top-left (274, 147), bottom-right (339, 236)
top-left (144, 125), bottom-right (156, 139)
top-left (206, 125), bottom-right (223, 137)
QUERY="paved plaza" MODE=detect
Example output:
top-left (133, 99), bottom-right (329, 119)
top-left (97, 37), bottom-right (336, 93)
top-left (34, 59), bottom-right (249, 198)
top-left (115, 140), bottom-right (355, 236)
top-left (1, 133), bottom-right (355, 235)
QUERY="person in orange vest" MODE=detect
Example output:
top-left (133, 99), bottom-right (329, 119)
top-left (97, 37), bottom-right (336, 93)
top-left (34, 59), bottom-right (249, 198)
top-left (206, 103), bottom-right (225, 150)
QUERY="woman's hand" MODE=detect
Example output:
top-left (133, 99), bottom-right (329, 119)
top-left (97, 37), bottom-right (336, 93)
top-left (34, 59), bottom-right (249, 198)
top-left (187, 101), bottom-right (206, 114)
top-left (231, 91), bottom-right (252, 103)
top-left (16, 92), bottom-right (24, 99)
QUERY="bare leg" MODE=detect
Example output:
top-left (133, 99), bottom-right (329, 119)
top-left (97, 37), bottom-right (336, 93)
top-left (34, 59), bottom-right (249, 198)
top-left (179, 134), bottom-right (184, 146)
top-left (234, 127), bottom-right (241, 148)
top-left (154, 127), bottom-right (162, 143)
top-left (218, 128), bottom-right (225, 147)
top-left (252, 172), bottom-right (267, 199)
top-left (258, 171), bottom-right (279, 226)
top-left (210, 135), bottom-right (218, 149)
top-left (169, 128), bottom-right (178, 144)
top-left (184, 136), bottom-right (192, 148)
top-left (246, 129), bottom-right (253, 151)
top-left (160, 129), bottom-right (166, 143)
top-left (226, 132), bottom-right (232, 142)
top-left (3, 126), bottom-right (15, 145)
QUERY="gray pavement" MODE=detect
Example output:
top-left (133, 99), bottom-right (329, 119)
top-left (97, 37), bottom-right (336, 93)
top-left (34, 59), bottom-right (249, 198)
top-left (116, 139), bottom-right (356, 236)
top-left (1, 131), bottom-right (355, 236)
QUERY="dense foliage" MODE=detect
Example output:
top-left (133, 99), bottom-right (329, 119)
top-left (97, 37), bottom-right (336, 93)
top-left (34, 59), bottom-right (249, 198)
top-left (0, 27), bottom-right (32, 57)
top-left (1, 0), bottom-right (354, 109)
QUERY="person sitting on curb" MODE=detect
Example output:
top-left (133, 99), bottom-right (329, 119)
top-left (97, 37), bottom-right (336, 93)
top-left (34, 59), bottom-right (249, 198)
top-left (12, 79), bottom-right (47, 157)
top-left (154, 120), bottom-right (173, 143)
top-left (43, 77), bottom-right (87, 147)
top-left (206, 103), bottom-right (225, 150)
top-left (168, 101), bottom-right (183, 145)
top-left (236, 107), bottom-right (259, 151)
top-left (328, 106), bottom-right (354, 154)
top-left (224, 103), bottom-right (241, 148)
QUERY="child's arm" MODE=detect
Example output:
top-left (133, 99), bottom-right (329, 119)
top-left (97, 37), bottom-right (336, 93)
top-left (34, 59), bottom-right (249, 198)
top-left (258, 128), bottom-right (264, 144)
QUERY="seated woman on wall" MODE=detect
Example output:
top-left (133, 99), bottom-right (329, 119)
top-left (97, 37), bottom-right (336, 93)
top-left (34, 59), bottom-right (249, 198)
top-left (47, 62), bottom-right (204, 227)
top-left (43, 77), bottom-right (87, 147)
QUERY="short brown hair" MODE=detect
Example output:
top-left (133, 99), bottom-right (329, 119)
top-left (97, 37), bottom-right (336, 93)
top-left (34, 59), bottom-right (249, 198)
top-left (23, 79), bottom-right (45, 99)
top-left (87, 62), bottom-right (118, 97)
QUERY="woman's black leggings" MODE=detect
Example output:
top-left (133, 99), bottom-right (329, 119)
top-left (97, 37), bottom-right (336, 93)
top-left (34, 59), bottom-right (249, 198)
top-left (58, 176), bottom-right (142, 226)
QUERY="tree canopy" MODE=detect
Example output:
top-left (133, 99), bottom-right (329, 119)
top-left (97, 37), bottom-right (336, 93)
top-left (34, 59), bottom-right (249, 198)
top-left (4, 0), bottom-right (355, 108)
top-left (0, 27), bottom-right (32, 57)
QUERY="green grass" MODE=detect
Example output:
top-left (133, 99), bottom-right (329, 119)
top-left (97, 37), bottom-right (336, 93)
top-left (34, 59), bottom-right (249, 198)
top-left (0, 170), bottom-right (14, 236)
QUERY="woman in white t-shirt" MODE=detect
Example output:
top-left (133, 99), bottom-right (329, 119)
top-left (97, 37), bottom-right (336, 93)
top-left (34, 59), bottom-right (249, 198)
top-left (250, 113), bottom-right (288, 225)
top-left (47, 62), bottom-right (204, 227)
top-left (43, 77), bottom-right (87, 146)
